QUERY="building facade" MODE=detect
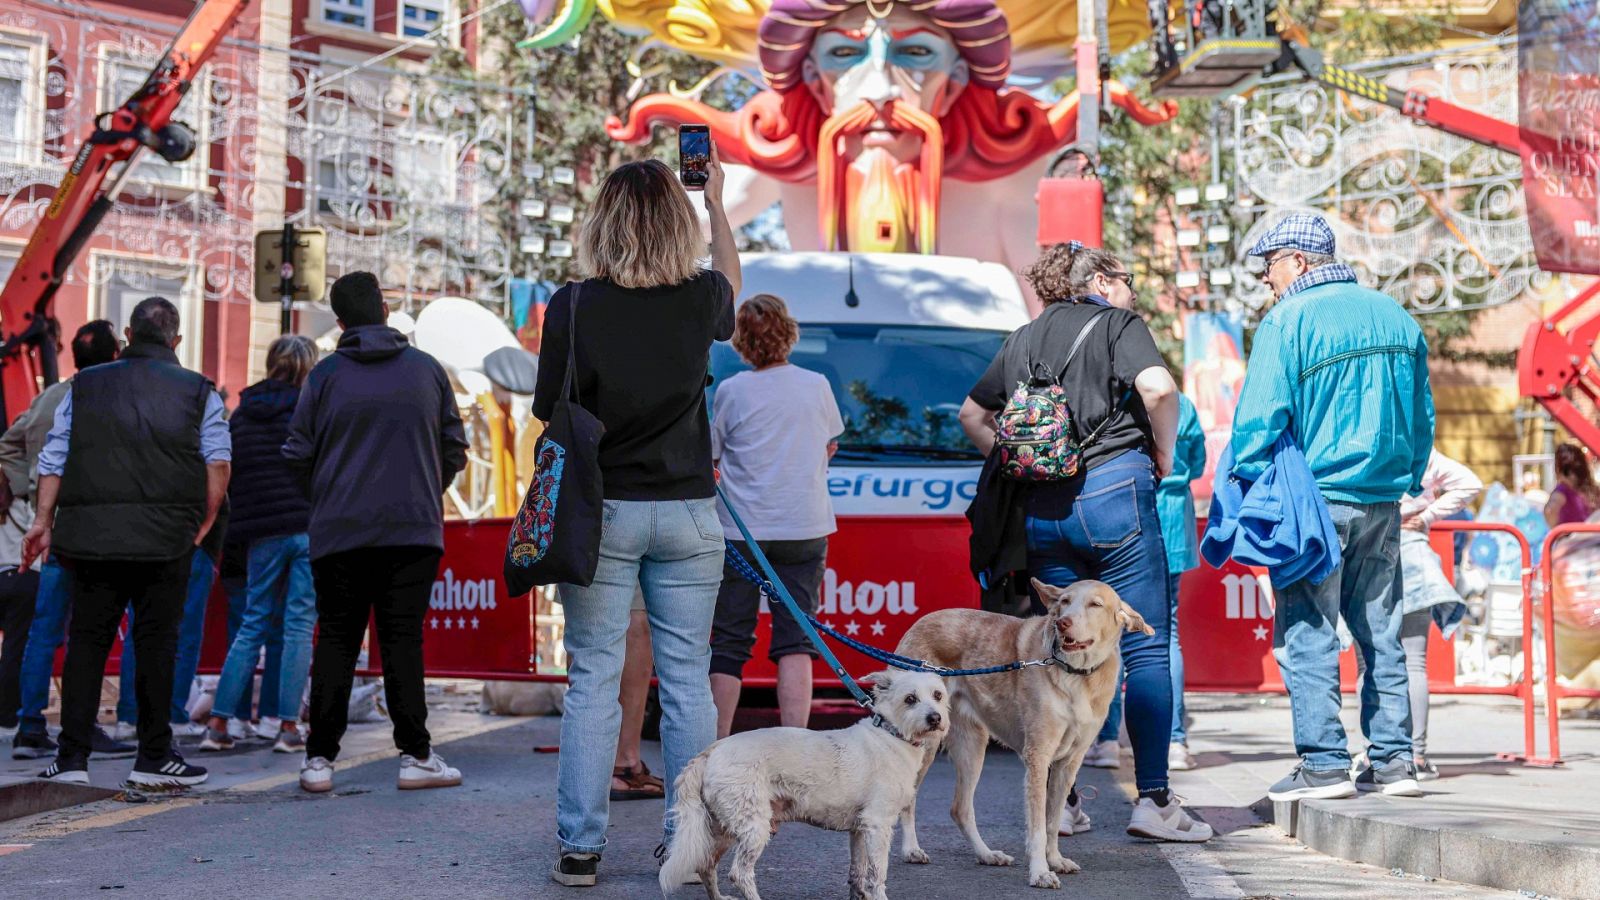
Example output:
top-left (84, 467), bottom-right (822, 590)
top-left (0, 0), bottom-right (518, 398)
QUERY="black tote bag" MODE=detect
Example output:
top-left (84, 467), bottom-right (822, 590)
top-left (504, 283), bottom-right (606, 592)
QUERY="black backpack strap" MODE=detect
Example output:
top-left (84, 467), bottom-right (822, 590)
top-left (1024, 306), bottom-right (1111, 384)
top-left (1080, 387), bottom-right (1134, 447)
top-left (561, 281), bottom-right (582, 404)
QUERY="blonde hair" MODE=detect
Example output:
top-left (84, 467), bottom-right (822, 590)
top-left (578, 160), bottom-right (704, 289)
top-left (732, 294), bottom-right (799, 368)
top-left (266, 334), bottom-right (319, 387)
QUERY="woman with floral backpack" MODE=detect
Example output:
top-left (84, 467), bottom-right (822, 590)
top-left (958, 241), bottom-right (1210, 843)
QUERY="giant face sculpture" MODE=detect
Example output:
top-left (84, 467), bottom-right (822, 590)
top-left (801, 7), bottom-right (969, 165)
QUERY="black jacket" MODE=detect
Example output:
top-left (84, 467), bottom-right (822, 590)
top-left (967, 451), bottom-right (1027, 592)
top-left (227, 378), bottom-right (309, 547)
top-left (283, 326), bottom-right (469, 560)
top-left (54, 342), bottom-right (211, 562)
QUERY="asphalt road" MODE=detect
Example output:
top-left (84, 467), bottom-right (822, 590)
top-left (0, 714), bottom-right (1520, 899)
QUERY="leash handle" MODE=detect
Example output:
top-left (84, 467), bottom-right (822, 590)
top-left (715, 484), bottom-right (876, 708)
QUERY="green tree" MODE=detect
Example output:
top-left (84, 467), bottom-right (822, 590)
top-left (1077, 6), bottom-right (1501, 369)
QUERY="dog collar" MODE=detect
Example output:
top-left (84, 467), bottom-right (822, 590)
top-left (1049, 635), bottom-right (1105, 677)
top-left (870, 711), bottom-right (923, 748)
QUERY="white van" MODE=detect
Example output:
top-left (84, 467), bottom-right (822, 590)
top-left (711, 252), bottom-right (1029, 686)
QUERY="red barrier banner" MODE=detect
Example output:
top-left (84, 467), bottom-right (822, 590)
top-left (741, 516), bottom-right (977, 686)
top-left (410, 519), bottom-right (533, 678)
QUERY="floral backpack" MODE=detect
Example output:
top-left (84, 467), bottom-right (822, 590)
top-left (995, 308), bottom-right (1121, 482)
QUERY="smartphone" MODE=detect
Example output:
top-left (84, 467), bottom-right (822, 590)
top-left (678, 124), bottom-right (710, 190)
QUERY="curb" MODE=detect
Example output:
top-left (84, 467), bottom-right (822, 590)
top-left (1254, 795), bottom-right (1600, 899)
top-left (0, 779), bottom-right (119, 824)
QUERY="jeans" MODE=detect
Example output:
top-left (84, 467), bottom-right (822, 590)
top-left (214, 535), bottom-right (314, 725)
top-left (1098, 571), bottom-right (1188, 746)
top-left (1025, 449), bottom-right (1173, 792)
top-left (306, 546), bottom-right (441, 762)
top-left (16, 558), bottom-right (136, 734)
top-left (58, 553), bottom-right (191, 764)
top-left (0, 568), bottom-right (40, 729)
top-left (1273, 500), bottom-right (1412, 771)
top-left (557, 498), bottom-right (725, 854)
top-left (224, 573), bottom-right (284, 721)
top-left (1354, 607), bottom-right (1432, 756)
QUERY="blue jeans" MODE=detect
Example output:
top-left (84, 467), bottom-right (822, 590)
top-left (16, 559), bottom-right (135, 733)
top-left (1098, 571), bottom-right (1188, 746)
top-left (121, 549), bottom-right (215, 723)
top-left (213, 535), bottom-right (314, 724)
top-left (556, 498), bottom-right (725, 854)
top-left (1272, 500), bottom-right (1412, 771)
top-left (223, 575), bottom-right (283, 720)
top-left (1026, 449), bottom-right (1173, 792)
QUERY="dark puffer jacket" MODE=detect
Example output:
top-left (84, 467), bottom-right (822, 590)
top-left (226, 378), bottom-right (310, 546)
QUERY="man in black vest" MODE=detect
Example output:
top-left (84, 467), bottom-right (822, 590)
top-left (23, 297), bottom-right (230, 787)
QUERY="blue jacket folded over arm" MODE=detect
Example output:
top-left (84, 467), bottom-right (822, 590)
top-left (1201, 434), bottom-right (1341, 588)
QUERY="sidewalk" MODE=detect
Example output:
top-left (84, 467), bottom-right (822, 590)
top-left (1169, 693), bottom-right (1600, 899)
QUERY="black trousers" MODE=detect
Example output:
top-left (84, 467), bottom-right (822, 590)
top-left (307, 546), bottom-right (441, 762)
top-left (58, 553), bottom-right (191, 764)
top-left (0, 567), bottom-right (40, 729)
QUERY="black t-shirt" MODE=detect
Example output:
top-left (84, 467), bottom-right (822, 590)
top-left (968, 299), bottom-right (1167, 472)
top-left (533, 271), bottom-right (736, 501)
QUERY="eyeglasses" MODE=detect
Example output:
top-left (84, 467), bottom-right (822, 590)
top-left (1258, 252), bottom-right (1292, 281)
top-left (1104, 271), bottom-right (1134, 289)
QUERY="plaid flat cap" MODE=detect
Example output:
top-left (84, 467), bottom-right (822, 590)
top-left (1247, 213), bottom-right (1336, 257)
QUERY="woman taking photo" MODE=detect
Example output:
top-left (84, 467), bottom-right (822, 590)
top-left (959, 242), bottom-right (1211, 842)
top-left (534, 148), bottom-right (740, 888)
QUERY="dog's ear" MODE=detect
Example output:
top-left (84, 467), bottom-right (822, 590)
top-left (1030, 577), bottom-right (1060, 603)
top-left (1116, 598), bottom-right (1155, 635)
top-left (860, 670), bottom-right (895, 692)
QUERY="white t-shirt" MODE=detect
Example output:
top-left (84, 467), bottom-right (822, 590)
top-left (711, 365), bottom-right (844, 541)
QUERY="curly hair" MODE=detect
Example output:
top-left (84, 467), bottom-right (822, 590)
top-left (1023, 242), bottom-right (1125, 305)
top-left (732, 293), bottom-right (799, 369)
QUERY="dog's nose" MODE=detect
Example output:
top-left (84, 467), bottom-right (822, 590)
top-left (927, 711), bottom-right (943, 729)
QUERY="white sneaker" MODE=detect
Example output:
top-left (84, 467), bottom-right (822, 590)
top-left (253, 717), bottom-right (282, 741)
top-left (1168, 742), bottom-right (1197, 771)
top-left (1058, 790), bottom-right (1093, 836)
top-left (171, 722), bottom-right (207, 738)
top-left (226, 718), bottom-right (251, 741)
top-left (1081, 739), bottom-right (1121, 769)
top-left (1126, 796), bottom-right (1213, 843)
top-left (300, 756), bottom-right (334, 794)
top-left (398, 752), bottom-right (462, 790)
top-left (110, 721), bottom-right (138, 742)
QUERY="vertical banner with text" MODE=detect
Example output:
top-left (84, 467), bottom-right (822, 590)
top-left (1519, 0), bottom-right (1600, 274)
top-left (1182, 311), bottom-right (1246, 504)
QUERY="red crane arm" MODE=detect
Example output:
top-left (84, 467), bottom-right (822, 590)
top-left (0, 0), bottom-right (251, 423)
top-left (1520, 281), bottom-right (1600, 456)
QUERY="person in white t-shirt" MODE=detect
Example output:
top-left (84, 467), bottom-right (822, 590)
top-left (709, 293), bottom-right (844, 737)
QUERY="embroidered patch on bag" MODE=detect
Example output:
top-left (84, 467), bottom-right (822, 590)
top-left (509, 440), bottom-right (566, 566)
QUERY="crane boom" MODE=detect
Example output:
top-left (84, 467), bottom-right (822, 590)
top-left (0, 0), bottom-right (252, 423)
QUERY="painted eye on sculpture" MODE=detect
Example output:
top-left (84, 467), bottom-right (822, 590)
top-left (829, 46), bottom-right (865, 60)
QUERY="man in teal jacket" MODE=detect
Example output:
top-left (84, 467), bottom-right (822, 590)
top-left (1235, 213), bottom-right (1435, 802)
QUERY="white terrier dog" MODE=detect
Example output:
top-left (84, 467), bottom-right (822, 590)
top-left (658, 670), bottom-right (950, 900)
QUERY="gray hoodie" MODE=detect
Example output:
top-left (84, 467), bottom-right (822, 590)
top-left (283, 325), bottom-right (469, 560)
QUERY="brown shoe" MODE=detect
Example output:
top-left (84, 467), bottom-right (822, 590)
top-left (609, 762), bottom-right (665, 801)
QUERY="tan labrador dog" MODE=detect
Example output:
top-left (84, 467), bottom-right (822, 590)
top-left (895, 579), bottom-right (1152, 889)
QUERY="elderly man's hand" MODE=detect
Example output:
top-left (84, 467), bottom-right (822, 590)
top-left (21, 519), bottom-right (50, 569)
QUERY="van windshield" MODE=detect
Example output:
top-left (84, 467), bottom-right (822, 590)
top-left (708, 324), bottom-right (1005, 463)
